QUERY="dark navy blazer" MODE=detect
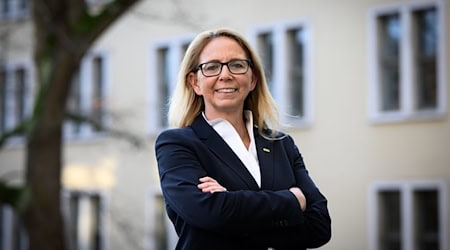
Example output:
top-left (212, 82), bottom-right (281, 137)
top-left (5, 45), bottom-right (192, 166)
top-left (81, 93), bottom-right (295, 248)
top-left (155, 115), bottom-right (331, 250)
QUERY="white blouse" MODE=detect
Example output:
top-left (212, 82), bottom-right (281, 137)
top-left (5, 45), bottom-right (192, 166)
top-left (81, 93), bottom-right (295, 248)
top-left (203, 111), bottom-right (261, 187)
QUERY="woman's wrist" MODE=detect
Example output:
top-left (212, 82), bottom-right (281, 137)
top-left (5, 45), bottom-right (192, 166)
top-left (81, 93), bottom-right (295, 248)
top-left (289, 187), bottom-right (307, 211)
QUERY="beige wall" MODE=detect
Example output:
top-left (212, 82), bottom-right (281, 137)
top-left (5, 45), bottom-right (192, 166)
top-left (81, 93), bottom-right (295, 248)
top-left (93, 1), bottom-right (449, 249)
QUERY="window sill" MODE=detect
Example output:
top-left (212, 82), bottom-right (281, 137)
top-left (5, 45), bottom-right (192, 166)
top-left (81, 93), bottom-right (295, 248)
top-left (369, 109), bottom-right (447, 125)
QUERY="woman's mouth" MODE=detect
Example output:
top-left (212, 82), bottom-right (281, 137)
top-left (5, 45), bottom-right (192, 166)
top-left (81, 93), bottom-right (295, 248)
top-left (216, 88), bottom-right (237, 93)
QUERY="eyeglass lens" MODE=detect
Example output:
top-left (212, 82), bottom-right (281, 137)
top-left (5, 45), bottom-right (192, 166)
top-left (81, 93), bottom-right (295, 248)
top-left (199, 59), bottom-right (250, 77)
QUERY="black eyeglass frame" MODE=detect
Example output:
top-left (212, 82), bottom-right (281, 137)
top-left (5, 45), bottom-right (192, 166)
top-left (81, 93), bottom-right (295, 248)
top-left (196, 59), bottom-right (253, 77)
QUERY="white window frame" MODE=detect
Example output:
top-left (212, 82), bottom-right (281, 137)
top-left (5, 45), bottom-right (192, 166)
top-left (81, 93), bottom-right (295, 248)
top-left (0, 0), bottom-right (29, 20)
top-left (64, 51), bottom-right (111, 140)
top-left (249, 19), bottom-right (314, 128)
top-left (144, 186), bottom-right (177, 250)
top-left (147, 35), bottom-right (193, 134)
top-left (61, 189), bottom-right (109, 250)
top-left (0, 60), bottom-right (34, 145)
top-left (368, 179), bottom-right (448, 250)
top-left (0, 204), bottom-right (27, 250)
top-left (367, 0), bottom-right (447, 123)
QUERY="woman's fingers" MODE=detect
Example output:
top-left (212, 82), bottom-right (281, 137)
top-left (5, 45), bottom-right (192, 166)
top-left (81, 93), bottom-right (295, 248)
top-left (198, 176), bottom-right (227, 193)
top-left (199, 176), bottom-right (217, 183)
top-left (289, 187), bottom-right (307, 211)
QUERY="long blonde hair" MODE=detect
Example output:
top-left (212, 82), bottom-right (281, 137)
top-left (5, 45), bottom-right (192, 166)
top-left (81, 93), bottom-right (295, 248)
top-left (168, 28), bottom-right (280, 136)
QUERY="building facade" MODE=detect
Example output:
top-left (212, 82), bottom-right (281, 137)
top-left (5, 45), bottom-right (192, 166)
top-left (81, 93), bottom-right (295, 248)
top-left (1, 0), bottom-right (449, 249)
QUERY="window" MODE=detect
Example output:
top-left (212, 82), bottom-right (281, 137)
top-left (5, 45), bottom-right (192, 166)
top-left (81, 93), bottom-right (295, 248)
top-left (256, 32), bottom-right (274, 92)
top-left (0, 204), bottom-right (27, 250)
top-left (368, 0), bottom-right (446, 123)
top-left (148, 36), bottom-right (192, 133)
top-left (0, 0), bottom-right (29, 20)
top-left (1, 190), bottom-right (107, 250)
top-left (369, 180), bottom-right (448, 250)
top-left (145, 188), bottom-right (177, 250)
top-left (65, 52), bottom-right (109, 139)
top-left (0, 62), bottom-right (32, 138)
top-left (62, 190), bottom-right (107, 250)
top-left (250, 20), bottom-right (313, 127)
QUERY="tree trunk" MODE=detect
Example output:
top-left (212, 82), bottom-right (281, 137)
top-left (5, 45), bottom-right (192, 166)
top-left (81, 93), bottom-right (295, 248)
top-left (23, 1), bottom-right (139, 249)
top-left (25, 116), bottom-right (66, 250)
top-left (24, 42), bottom-right (79, 249)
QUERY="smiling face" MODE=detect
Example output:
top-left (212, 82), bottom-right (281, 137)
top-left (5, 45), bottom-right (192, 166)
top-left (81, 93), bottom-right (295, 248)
top-left (188, 36), bottom-right (257, 120)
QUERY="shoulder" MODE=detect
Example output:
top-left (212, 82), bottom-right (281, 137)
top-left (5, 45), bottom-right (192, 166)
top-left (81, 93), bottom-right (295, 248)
top-left (154, 127), bottom-right (204, 156)
top-left (256, 127), bottom-right (293, 143)
top-left (156, 127), bottom-right (196, 143)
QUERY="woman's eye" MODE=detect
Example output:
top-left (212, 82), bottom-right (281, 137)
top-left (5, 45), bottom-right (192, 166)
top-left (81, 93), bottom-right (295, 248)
top-left (230, 61), bottom-right (245, 69)
top-left (205, 64), bottom-right (219, 71)
top-left (231, 63), bottom-right (244, 68)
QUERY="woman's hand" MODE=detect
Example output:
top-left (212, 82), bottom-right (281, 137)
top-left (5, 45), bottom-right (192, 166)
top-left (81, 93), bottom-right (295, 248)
top-left (289, 187), bottom-right (307, 211)
top-left (198, 176), bottom-right (228, 193)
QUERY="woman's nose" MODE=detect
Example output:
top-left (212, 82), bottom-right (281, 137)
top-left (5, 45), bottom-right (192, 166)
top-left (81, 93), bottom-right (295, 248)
top-left (218, 65), bottom-right (232, 80)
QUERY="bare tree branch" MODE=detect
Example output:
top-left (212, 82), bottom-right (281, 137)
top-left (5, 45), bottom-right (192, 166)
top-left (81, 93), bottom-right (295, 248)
top-left (0, 119), bottom-right (31, 148)
top-left (65, 111), bottom-right (145, 148)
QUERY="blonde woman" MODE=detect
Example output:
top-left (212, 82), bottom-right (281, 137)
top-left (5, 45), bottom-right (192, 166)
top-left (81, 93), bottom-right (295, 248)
top-left (155, 28), bottom-right (331, 250)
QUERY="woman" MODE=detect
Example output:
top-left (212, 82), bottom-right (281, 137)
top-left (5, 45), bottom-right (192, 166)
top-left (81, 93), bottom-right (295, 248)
top-left (155, 28), bottom-right (331, 250)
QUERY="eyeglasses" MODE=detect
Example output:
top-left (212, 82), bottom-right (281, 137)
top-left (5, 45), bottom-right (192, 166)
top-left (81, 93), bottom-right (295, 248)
top-left (197, 59), bottom-right (252, 77)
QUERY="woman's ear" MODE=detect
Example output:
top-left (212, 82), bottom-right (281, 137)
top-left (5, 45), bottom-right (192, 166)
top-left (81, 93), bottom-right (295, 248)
top-left (250, 73), bottom-right (257, 91)
top-left (188, 72), bottom-right (202, 95)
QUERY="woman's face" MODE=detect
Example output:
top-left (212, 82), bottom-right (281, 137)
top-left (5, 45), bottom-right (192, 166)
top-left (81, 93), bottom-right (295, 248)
top-left (189, 36), bottom-right (257, 120)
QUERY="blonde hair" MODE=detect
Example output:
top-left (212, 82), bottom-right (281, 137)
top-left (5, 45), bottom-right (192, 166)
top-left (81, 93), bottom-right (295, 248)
top-left (168, 28), bottom-right (280, 136)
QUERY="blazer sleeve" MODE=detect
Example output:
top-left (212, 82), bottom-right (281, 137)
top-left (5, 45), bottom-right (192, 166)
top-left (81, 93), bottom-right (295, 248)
top-left (155, 128), bottom-right (304, 233)
top-left (283, 135), bottom-right (332, 248)
top-left (247, 135), bottom-right (332, 249)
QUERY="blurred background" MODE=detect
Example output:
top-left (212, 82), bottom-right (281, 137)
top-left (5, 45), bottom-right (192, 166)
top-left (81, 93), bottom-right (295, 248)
top-left (0, 0), bottom-right (449, 249)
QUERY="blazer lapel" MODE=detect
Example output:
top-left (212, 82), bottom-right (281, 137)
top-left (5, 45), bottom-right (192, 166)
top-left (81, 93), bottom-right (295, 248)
top-left (191, 116), bottom-right (260, 190)
top-left (254, 131), bottom-right (275, 190)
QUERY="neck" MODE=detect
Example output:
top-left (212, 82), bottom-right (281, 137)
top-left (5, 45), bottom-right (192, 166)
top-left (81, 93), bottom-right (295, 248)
top-left (203, 108), bottom-right (245, 126)
top-left (204, 109), bottom-right (250, 149)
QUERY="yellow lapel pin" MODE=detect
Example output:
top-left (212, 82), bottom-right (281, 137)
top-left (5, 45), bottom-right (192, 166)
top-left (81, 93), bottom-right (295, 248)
top-left (262, 148), bottom-right (271, 153)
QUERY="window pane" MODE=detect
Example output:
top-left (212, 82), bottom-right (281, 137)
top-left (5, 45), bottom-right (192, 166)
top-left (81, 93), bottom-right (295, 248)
top-left (181, 42), bottom-right (190, 58)
top-left (287, 28), bottom-right (305, 117)
top-left (0, 0), bottom-right (29, 18)
top-left (1, 0), bottom-right (9, 14)
top-left (414, 8), bottom-right (437, 110)
top-left (414, 190), bottom-right (439, 250)
top-left (156, 48), bottom-right (170, 128)
top-left (0, 69), bottom-right (6, 133)
top-left (92, 56), bottom-right (104, 130)
top-left (14, 67), bottom-right (26, 122)
top-left (257, 33), bottom-right (274, 93)
top-left (12, 209), bottom-right (26, 250)
top-left (19, 0), bottom-right (28, 10)
top-left (378, 191), bottom-right (402, 250)
top-left (154, 195), bottom-right (168, 250)
top-left (378, 13), bottom-right (401, 111)
top-left (67, 73), bottom-right (82, 134)
top-left (88, 195), bottom-right (102, 250)
top-left (68, 193), bottom-right (80, 250)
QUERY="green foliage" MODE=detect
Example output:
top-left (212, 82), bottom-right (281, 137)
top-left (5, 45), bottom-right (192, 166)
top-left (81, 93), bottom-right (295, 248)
top-left (0, 181), bottom-right (30, 214)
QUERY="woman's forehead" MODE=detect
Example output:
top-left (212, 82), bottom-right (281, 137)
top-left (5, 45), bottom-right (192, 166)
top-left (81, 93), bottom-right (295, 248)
top-left (199, 37), bottom-right (246, 61)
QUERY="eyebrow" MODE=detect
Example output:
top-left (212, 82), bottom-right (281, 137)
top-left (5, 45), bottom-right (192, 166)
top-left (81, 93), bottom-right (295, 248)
top-left (200, 58), bottom-right (247, 64)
